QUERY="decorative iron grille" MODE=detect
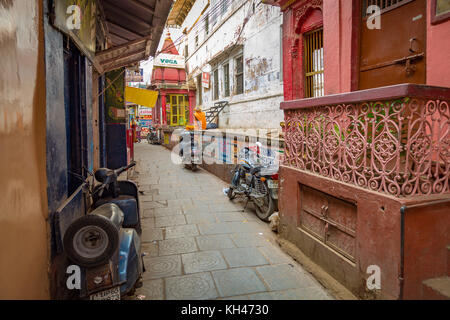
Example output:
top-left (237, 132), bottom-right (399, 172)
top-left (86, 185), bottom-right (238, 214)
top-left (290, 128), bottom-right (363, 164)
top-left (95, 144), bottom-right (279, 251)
top-left (283, 97), bottom-right (450, 197)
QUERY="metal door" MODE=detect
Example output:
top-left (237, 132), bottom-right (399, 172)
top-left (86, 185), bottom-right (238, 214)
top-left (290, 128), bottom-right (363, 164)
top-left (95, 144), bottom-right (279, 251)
top-left (359, 0), bottom-right (426, 89)
top-left (299, 185), bottom-right (357, 262)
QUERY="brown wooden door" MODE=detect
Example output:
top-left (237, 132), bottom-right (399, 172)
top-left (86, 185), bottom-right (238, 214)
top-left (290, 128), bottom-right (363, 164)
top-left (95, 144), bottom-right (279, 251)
top-left (359, 0), bottom-right (426, 90)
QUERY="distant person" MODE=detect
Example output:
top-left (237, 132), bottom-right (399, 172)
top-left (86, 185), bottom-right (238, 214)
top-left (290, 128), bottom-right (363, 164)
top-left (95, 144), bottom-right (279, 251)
top-left (194, 107), bottom-right (207, 131)
top-left (135, 117), bottom-right (141, 142)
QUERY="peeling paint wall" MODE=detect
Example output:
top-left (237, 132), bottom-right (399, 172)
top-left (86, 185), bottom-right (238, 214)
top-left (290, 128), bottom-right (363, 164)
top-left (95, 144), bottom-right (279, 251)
top-left (0, 0), bottom-right (50, 299)
top-left (167, 0), bottom-right (284, 129)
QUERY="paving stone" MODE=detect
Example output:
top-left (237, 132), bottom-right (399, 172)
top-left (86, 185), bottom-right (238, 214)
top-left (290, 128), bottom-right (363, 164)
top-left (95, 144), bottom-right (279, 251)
top-left (134, 279), bottom-right (164, 300)
top-left (141, 228), bottom-right (163, 242)
top-left (159, 237), bottom-right (198, 256)
top-left (183, 204), bottom-right (211, 215)
top-left (168, 199), bottom-right (193, 208)
top-left (215, 212), bottom-right (247, 222)
top-left (186, 213), bottom-right (217, 224)
top-left (140, 195), bottom-right (153, 202)
top-left (221, 247), bottom-right (269, 267)
top-left (198, 222), bottom-right (234, 235)
top-left (210, 203), bottom-right (243, 213)
top-left (269, 288), bottom-right (332, 300)
top-left (153, 193), bottom-right (178, 201)
top-left (258, 245), bottom-right (294, 265)
top-left (212, 268), bottom-right (267, 297)
top-left (143, 255), bottom-right (182, 280)
top-left (141, 217), bottom-right (155, 229)
top-left (230, 233), bottom-right (272, 248)
top-left (142, 242), bottom-right (158, 257)
top-left (165, 224), bottom-right (199, 239)
top-left (165, 273), bottom-right (219, 300)
top-left (256, 264), bottom-right (316, 291)
top-left (196, 235), bottom-right (235, 251)
top-left (228, 221), bottom-right (267, 233)
top-left (219, 295), bottom-right (250, 300)
top-left (155, 215), bottom-right (186, 227)
top-left (140, 200), bottom-right (168, 210)
top-left (153, 207), bottom-right (184, 217)
top-left (182, 251), bottom-right (227, 274)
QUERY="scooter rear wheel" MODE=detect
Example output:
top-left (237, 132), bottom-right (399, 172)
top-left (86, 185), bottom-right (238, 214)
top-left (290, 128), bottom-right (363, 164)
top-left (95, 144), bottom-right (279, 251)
top-left (63, 215), bottom-right (119, 268)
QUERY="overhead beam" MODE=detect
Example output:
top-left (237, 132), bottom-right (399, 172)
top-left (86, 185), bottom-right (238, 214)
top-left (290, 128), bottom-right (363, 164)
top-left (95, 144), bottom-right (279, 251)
top-left (128, 0), bottom-right (155, 15)
top-left (101, 1), bottom-right (153, 30)
top-left (106, 20), bottom-right (145, 39)
top-left (96, 36), bottom-right (150, 57)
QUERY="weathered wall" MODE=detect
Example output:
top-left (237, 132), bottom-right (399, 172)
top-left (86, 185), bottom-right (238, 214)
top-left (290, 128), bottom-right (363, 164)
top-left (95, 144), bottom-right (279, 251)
top-left (426, 0), bottom-right (450, 87)
top-left (171, 0), bottom-right (284, 129)
top-left (0, 0), bottom-right (50, 299)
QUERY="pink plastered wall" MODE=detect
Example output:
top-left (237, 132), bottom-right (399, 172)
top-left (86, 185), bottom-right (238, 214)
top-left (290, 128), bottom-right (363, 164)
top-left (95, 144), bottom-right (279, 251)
top-left (426, 1), bottom-right (450, 87)
top-left (323, 0), bottom-right (355, 95)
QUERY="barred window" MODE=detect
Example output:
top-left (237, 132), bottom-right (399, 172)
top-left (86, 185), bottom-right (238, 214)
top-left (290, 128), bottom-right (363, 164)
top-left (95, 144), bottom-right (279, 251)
top-left (213, 69), bottom-right (219, 100)
top-left (235, 55), bottom-right (244, 95)
top-left (197, 74), bottom-right (202, 105)
top-left (362, 0), bottom-right (408, 17)
top-left (223, 63), bottom-right (230, 97)
top-left (304, 28), bottom-right (324, 98)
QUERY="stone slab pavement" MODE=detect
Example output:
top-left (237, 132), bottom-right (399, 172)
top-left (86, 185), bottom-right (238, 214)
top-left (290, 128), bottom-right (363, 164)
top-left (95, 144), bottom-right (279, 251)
top-left (127, 142), bottom-right (334, 300)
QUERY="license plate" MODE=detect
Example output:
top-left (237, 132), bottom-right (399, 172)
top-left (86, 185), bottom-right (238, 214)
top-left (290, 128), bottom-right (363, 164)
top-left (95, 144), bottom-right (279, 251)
top-left (267, 180), bottom-right (278, 188)
top-left (90, 286), bottom-right (120, 300)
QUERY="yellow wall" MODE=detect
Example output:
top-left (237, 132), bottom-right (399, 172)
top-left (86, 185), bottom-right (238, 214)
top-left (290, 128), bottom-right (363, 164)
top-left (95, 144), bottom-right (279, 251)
top-left (0, 0), bottom-right (50, 299)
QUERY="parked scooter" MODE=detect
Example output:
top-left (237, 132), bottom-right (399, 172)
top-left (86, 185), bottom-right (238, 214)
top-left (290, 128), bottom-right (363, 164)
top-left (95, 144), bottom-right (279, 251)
top-left (179, 130), bottom-right (201, 172)
top-left (62, 161), bottom-right (144, 300)
top-left (227, 145), bottom-right (279, 221)
top-left (147, 126), bottom-right (161, 145)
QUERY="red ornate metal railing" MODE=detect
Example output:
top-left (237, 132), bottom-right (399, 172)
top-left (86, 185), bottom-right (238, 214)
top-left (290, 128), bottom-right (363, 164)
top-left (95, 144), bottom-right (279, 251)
top-left (281, 84), bottom-right (450, 197)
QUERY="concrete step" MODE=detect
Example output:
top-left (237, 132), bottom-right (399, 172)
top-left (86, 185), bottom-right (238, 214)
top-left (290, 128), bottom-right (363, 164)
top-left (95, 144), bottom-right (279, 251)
top-left (422, 277), bottom-right (450, 300)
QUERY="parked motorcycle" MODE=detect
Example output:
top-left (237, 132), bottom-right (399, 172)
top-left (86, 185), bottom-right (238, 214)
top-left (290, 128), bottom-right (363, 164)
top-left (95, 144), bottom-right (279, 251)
top-left (179, 130), bottom-right (201, 172)
top-left (227, 146), bottom-right (279, 221)
top-left (62, 161), bottom-right (144, 300)
top-left (147, 126), bottom-right (161, 145)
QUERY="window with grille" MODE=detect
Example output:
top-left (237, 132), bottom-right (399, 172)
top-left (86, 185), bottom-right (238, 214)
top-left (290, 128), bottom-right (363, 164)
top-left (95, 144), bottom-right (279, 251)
top-left (184, 44), bottom-right (188, 58)
top-left (223, 63), bottom-right (230, 97)
top-left (304, 28), bottom-right (324, 98)
top-left (205, 15), bottom-right (209, 35)
top-left (213, 69), bottom-right (219, 100)
top-left (235, 55), bottom-right (244, 95)
top-left (362, 0), bottom-right (409, 17)
top-left (197, 74), bottom-right (202, 105)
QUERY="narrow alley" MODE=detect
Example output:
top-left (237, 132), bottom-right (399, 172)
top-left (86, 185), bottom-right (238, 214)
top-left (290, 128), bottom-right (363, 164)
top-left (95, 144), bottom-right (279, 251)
top-left (129, 143), bottom-right (333, 300)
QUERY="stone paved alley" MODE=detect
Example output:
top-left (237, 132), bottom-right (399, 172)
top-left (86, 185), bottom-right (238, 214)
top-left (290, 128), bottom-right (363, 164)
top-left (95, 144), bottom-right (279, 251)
top-left (127, 142), bottom-right (333, 300)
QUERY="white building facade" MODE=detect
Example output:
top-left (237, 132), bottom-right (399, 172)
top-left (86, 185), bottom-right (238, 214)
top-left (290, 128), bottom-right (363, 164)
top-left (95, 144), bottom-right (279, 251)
top-left (173, 0), bottom-right (284, 130)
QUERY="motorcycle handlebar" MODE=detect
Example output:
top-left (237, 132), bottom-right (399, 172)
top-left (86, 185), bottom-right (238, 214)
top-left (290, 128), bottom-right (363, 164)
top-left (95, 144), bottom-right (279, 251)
top-left (115, 161), bottom-right (136, 176)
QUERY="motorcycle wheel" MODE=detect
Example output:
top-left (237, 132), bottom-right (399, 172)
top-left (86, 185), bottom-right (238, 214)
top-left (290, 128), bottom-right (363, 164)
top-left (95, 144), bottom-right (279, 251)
top-left (254, 193), bottom-right (275, 222)
top-left (227, 187), bottom-right (237, 200)
top-left (63, 215), bottom-right (119, 268)
top-left (191, 164), bottom-right (198, 172)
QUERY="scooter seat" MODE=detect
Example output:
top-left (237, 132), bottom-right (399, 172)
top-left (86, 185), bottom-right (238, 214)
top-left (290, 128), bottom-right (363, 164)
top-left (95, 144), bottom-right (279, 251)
top-left (90, 203), bottom-right (124, 228)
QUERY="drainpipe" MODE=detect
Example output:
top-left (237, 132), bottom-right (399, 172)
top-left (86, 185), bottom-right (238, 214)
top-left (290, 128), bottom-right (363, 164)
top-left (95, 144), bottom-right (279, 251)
top-left (399, 205), bottom-right (406, 300)
top-left (399, 198), bottom-right (450, 300)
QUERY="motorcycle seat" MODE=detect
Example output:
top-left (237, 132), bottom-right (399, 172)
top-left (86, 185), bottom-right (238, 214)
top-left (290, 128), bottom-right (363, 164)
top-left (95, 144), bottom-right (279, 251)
top-left (90, 203), bottom-right (124, 228)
